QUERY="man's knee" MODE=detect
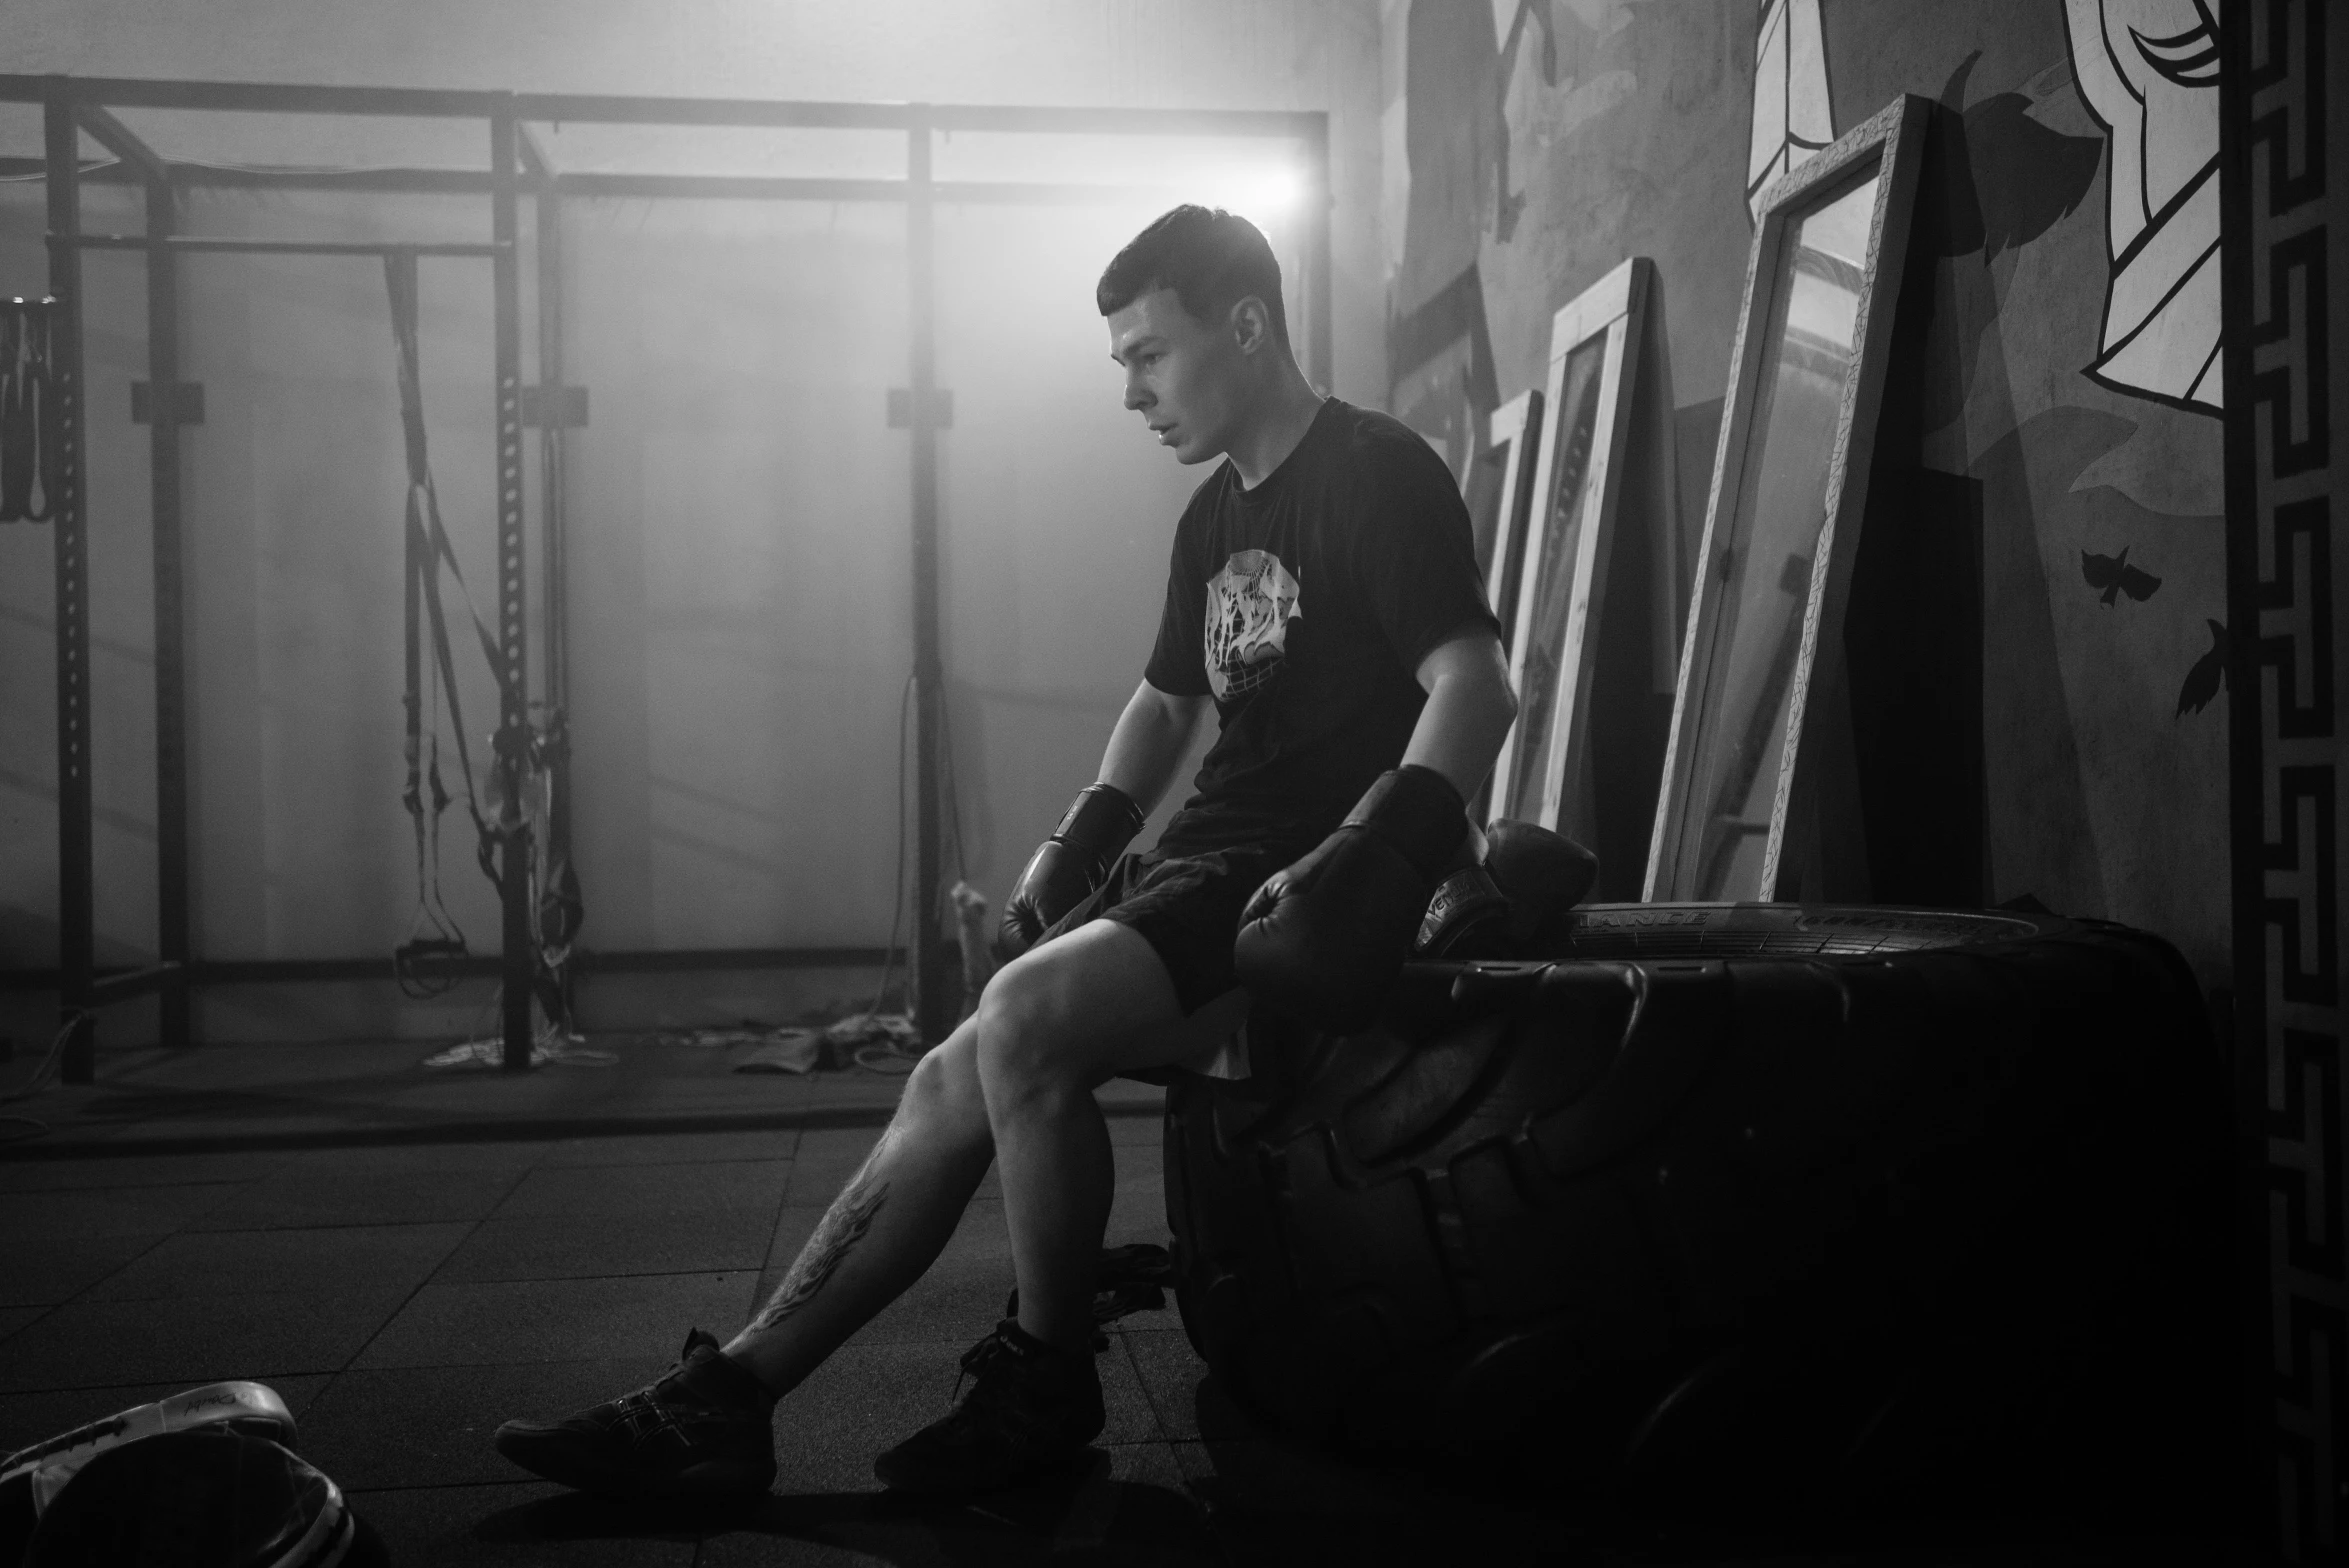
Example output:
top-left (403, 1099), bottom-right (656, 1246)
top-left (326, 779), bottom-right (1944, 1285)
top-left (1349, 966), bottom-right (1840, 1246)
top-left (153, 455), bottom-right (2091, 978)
top-left (973, 959), bottom-right (1066, 1091)
top-left (901, 1022), bottom-right (987, 1130)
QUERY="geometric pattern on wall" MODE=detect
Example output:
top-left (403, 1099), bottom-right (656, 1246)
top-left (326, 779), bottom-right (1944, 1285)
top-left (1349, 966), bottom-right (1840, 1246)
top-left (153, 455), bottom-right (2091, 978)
top-left (2225, 1), bottom-right (2339, 1559)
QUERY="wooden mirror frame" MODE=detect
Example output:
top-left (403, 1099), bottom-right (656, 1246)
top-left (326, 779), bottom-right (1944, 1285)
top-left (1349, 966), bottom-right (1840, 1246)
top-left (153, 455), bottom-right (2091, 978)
top-left (1643, 94), bottom-right (1928, 901)
top-left (1488, 256), bottom-right (1665, 840)
top-left (1470, 386), bottom-right (1546, 654)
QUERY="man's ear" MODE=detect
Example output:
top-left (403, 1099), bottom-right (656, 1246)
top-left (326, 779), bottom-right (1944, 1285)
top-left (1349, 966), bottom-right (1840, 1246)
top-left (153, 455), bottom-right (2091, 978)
top-left (1228, 295), bottom-right (1273, 356)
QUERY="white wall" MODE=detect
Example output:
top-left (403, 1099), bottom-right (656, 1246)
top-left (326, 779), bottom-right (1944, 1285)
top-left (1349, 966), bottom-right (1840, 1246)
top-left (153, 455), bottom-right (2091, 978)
top-left (0, 3), bottom-right (1385, 1041)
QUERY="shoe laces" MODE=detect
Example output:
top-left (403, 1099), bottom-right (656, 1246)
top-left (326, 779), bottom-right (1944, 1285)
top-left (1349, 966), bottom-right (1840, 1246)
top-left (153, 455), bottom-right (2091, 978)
top-left (950, 1329), bottom-right (1024, 1407)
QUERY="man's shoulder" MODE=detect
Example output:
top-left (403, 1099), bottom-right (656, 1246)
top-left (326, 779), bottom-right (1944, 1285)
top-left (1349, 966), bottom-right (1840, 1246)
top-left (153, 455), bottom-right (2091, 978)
top-left (1317, 400), bottom-right (1458, 487)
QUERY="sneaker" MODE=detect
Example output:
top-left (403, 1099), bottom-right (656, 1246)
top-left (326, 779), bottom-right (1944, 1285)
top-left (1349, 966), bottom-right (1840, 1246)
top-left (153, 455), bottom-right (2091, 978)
top-left (872, 1319), bottom-right (1105, 1496)
top-left (493, 1328), bottom-right (776, 1500)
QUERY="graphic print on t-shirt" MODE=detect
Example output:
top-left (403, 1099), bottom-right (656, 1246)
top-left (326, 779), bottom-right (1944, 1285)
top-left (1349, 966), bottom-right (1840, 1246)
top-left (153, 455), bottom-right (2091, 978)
top-left (1203, 549), bottom-right (1303, 701)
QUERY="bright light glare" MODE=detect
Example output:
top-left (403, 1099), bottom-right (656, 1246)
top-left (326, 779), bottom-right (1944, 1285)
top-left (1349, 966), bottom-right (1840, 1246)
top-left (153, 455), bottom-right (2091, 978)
top-left (1204, 165), bottom-right (1303, 230)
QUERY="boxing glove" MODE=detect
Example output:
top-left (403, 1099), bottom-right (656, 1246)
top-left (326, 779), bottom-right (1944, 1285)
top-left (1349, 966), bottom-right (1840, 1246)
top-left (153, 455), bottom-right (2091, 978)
top-left (994, 783), bottom-right (1147, 962)
top-left (1415, 819), bottom-right (1600, 960)
top-left (1234, 765), bottom-right (1467, 1031)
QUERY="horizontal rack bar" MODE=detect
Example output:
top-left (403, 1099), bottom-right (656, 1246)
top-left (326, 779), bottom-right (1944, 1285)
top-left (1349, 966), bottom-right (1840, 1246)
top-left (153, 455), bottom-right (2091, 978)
top-left (61, 233), bottom-right (506, 257)
top-left (0, 159), bottom-right (1260, 208)
top-left (0, 74), bottom-right (508, 119)
top-left (0, 75), bottom-right (1319, 139)
top-left (87, 961), bottom-right (181, 1003)
top-left (1, 947), bottom-right (902, 992)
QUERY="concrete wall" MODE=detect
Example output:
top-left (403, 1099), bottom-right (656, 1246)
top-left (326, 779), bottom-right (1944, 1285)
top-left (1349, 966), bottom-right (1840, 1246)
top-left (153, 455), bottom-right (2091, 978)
top-left (1382, 0), bottom-right (2228, 988)
top-left (0, 2), bottom-right (1385, 1042)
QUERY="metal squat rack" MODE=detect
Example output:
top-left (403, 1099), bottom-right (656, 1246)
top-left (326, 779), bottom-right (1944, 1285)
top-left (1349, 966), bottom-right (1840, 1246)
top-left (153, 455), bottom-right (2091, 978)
top-left (1, 72), bottom-right (1332, 1074)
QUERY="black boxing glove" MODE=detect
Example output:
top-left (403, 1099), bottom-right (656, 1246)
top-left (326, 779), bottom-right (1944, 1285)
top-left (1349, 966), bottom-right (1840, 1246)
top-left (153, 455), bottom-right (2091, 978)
top-left (1415, 819), bottom-right (1600, 960)
top-left (1233, 765), bottom-right (1467, 1031)
top-left (994, 783), bottom-right (1147, 963)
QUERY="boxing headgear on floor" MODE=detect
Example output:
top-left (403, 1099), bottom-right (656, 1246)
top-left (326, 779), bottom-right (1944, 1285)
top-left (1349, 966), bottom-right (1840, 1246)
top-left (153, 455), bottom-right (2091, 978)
top-left (20, 1427), bottom-right (386, 1568)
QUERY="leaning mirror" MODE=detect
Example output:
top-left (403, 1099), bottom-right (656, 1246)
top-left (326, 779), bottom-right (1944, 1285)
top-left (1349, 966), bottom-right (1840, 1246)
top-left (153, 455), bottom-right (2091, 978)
top-left (1465, 387), bottom-right (1544, 654)
top-left (1644, 95), bottom-right (1927, 901)
top-left (1489, 258), bottom-right (1672, 851)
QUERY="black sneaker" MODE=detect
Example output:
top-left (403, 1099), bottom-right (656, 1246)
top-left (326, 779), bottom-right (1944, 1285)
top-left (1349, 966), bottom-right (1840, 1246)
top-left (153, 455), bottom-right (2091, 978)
top-left (493, 1328), bottom-right (776, 1500)
top-left (872, 1319), bottom-right (1105, 1496)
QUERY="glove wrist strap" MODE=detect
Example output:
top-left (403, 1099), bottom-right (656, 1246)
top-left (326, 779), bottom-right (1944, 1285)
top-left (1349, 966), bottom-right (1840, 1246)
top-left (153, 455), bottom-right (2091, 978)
top-left (1051, 783), bottom-right (1147, 876)
top-left (1344, 765), bottom-right (1468, 880)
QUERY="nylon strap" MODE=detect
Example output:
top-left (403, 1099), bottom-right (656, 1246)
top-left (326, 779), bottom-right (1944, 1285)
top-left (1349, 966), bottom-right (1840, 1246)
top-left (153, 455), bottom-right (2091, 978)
top-left (386, 251), bottom-right (507, 920)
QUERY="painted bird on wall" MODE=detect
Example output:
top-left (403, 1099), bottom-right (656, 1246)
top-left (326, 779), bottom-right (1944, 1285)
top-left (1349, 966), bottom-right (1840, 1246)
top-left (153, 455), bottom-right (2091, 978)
top-left (2081, 546), bottom-right (2162, 606)
top-left (2177, 618), bottom-right (2227, 717)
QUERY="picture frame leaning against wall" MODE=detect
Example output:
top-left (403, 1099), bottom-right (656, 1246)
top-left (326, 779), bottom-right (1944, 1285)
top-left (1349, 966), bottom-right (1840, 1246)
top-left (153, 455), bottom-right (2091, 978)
top-left (1488, 256), bottom-right (1681, 887)
top-left (1644, 94), bottom-right (1930, 904)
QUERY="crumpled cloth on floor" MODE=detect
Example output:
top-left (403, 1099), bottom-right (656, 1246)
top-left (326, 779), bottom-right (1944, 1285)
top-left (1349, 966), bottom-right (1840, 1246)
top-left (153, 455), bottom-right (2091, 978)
top-left (823, 1012), bottom-right (925, 1075)
top-left (421, 1032), bottom-right (616, 1069)
top-left (733, 1029), bottom-right (821, 1075)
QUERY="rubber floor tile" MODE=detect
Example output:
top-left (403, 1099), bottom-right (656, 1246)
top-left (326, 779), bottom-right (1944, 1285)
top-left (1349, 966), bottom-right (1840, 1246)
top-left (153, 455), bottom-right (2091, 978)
top-left (0, 1182), bottom-right (249, 1240)
top-left (1169, 1436), bottom-right (1422, 1522)
top-left (299, 1357), bottom-right (669, 1490)
top-left (0, 1231), bottom-right (167, 1307)
top-left (0, 1290), bottom-right (411, 1392)
top-left (439, 1207), bottom-right (778, 1284)
top-left (699, 1448), bottom-right (1218, 1566)
top-left (1107, 1111), bottom-right (1165, 1146)
top-left (767, 1341), bottom-right (978, 1495)
top-left (285, 1143), bottom-right (550, 1172)
top-left (0, 1151), bottom-right (292, 1192)
top-left (351, 1271), bottom-right (759, 1370)
top-left (489, 1159), bottom-right (792, 1220)
top-left (0, 1374), bottom-right (332, 1459)
top-left (342, 1481), bottom-right (698, 1565)
top-left (84, 1222), bottom-right (472, 1301)
top-left (779, 1131), bottom-right (882, 1207)
top-left (1106, 1166), bottom-right (1171, 1250)
top-left (1120, 1328), bottom-right (1209, 1442)
top-left (535, 1129), bottom-right (801, 1167)
top-left (191, 1164), bottom-right (529, 1231)
top-left (1096, 1336), bottom-right (1167, 1446)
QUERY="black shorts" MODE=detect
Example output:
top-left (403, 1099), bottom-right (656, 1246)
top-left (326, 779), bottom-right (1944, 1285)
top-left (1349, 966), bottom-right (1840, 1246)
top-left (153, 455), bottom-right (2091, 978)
top-left (1039, 845), bottom-right (1291, 1017)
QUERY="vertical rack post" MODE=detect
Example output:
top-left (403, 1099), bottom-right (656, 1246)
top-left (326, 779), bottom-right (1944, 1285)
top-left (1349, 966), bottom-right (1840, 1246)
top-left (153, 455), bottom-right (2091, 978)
top-left (532, 144), bottom-right (573, 1028)
top-left (907, 108), bottom-right (949, 1045)
top-left (1304, 114), bottom-right (1332, 393)
top-left (44, 85), bottom-right (94, 1084)
top-left (489, 101), bottom-right (534, 1071)
top-left (144, 158), bottom-right (191, 1051)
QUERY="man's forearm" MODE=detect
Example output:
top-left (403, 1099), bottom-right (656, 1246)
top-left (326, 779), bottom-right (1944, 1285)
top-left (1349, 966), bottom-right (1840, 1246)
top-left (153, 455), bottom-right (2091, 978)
top-left (1097, 686), bottom-right (1204, 816)
top-left (1399, 672), bottom-right (1517, 806)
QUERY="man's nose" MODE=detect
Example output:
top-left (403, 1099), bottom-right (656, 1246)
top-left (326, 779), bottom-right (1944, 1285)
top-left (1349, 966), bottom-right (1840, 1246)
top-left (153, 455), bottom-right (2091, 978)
top-left (1123, 376), bottom-right (1151, 412)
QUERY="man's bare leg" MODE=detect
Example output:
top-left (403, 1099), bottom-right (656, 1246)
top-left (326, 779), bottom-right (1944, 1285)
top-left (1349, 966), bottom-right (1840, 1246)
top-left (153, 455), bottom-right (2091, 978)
top-left (974, 920), bottom-right (1194, 1350)
top-left (720, 922), bottom-right (1201, 1388)
top-left (719, 1016), bottom-right (995, 1395)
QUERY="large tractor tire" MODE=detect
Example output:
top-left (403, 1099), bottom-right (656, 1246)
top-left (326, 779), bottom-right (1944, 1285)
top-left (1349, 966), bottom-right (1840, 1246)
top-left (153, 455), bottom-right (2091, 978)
top-left (1163, 903), bottom-right (2233, 1516)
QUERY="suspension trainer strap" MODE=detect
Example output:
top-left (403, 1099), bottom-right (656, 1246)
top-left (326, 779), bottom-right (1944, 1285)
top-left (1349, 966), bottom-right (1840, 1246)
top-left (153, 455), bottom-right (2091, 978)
top-left (386, 252), bottom-right (507, 911)
top-left (0, 303), bottom-right (59, 524)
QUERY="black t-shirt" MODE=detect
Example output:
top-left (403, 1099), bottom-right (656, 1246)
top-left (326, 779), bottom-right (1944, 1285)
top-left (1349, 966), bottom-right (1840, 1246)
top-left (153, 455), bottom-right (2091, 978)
top-left (1143, 398), bottom-right (1500, 858)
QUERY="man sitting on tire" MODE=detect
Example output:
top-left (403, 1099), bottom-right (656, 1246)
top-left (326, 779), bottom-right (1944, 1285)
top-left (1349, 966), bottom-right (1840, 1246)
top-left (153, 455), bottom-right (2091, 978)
top-left (493, 204), bottom-right (1519, 1501)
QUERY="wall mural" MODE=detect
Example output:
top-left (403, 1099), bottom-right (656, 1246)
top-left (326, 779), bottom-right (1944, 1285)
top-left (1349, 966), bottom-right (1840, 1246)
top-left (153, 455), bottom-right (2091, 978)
top-left (1746, 0), bottom-right (1833, 220)
top-left (2061, 0), bottom-right (2223, 413)
top-left (1389, 262), bottom-right (1500, 486)
top-left (1488, 0), bottom-right (1557, 242)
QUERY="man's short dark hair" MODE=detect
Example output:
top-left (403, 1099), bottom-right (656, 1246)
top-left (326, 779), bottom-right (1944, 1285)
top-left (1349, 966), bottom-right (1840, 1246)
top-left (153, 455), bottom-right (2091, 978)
top-left (1096, 205), bottom-right (1288, 346)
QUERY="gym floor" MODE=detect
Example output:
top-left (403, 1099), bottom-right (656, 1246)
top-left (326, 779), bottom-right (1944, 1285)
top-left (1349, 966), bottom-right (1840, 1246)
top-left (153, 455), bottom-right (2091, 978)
top-left (0, 1040), bottom-right (2249, 1565)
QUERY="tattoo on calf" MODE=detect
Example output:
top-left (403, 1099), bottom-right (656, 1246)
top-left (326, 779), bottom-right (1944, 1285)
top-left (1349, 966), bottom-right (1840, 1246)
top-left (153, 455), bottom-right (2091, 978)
top-left (749, 1170), bottom-right (889, 1331)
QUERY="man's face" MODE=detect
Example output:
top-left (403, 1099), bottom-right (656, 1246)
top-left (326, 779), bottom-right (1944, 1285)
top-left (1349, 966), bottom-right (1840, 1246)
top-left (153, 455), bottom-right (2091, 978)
top-left (1107, 287), bottom-right (1250, 465)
